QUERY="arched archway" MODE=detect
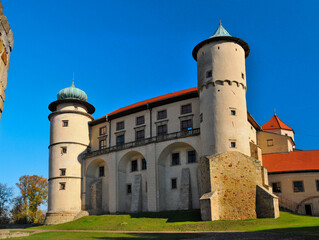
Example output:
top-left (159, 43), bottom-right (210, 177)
top-left (118, 151), bottom-right (148, 213)
top-left (157, 142), bottom-right (199, 211)
top-left (296, 196), bottom-right (319, 215)
top-left (85, 159), bottom-right (109, 214)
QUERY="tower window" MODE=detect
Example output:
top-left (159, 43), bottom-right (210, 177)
top-left (206, 70), bottom-right (212, 78)
top-left (59, 182), bottom-right (66, 190)
top-left (62, 120), bottom-right (68, 127)
top-left (157, 110), bottom-right (167, 120)
top-left (142, 158), bottom-right (147, 170)
top-left (230, 141), bottom-right (236, 148)
top-left (188, 150), bottom-right (196, 163)
top-left (272, 182), bottom-right (281, 193)
top-left (61, 147), bottom-right (67, 154)
top-left (99, 166), bottom-right (105, 177)
top-left (99, 126), bottom-right (107, 136)
top-left (316, 180), bottom-right (319, 191)
top-left (136, 116), bottom-right (145, 126)
top-left (241, 73), bottom-right (245, 79)
top-left (99, 139), bottom-right (106, 149)
top-left (171, 153), bottom-right (180, 166)
top-left (230, 109), bottom-right (236, 116)
top-left (60, 168), bottom-right (66, 176)
top-left (293, 181), bottom-right (304, 192)
top-left (171, 178), bottom-right (177, 189)
top-left (181, 104), bottom-right (192, 114)
top-left (131, 160), bottom-right (138, 172)
top-left (127, 184), bottom-right (132, 194)
top-left (267, 139), bottom-right (274, 146)
top-left (116, 121), bottom-right (124, 131)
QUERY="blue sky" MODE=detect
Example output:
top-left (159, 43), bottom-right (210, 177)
top-left (0, 0), bottom-right (319, 193)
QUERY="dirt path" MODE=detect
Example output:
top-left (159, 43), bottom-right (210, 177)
top-left (4, 229), bottom-right (319, 240)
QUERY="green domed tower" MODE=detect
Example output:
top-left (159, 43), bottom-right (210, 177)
top-left (46, 81), bottom-right (95, 224)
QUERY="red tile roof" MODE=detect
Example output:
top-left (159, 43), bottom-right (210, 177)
top-left (263, 150), bottom-right (319, 173)
top-left (262, 114), bottom-right (293, 132)
top-left (107, 87), bottom-right (198, 116)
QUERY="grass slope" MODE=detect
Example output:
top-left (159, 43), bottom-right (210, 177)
top-left (32, 210), bottom-right (319, 235)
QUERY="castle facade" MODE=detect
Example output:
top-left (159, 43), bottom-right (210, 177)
top-left (45, 23), bottom-right (319, 224)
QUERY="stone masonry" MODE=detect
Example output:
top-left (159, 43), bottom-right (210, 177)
top-left (0, 1), bottom-right (14, 119)
top-left (199, 151), bottom-right (279, 221)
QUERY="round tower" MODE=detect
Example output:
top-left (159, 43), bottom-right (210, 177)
top-left (45, 81), bottom-right (95, 225)
top-left (193, 22), bottom-right (250, 156)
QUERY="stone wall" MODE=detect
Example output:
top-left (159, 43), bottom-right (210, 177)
top-left (199, 151), bottom-right (279, 221)
top-left (0, 1), bottom-right (14, 119)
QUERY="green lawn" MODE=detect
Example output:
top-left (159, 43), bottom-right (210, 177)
top-left (30, 210), bottom-right (319, 235)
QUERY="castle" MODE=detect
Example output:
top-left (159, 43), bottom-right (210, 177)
top-left (0, 1), bottom-right (14, 119)
top-left (45, 23), bottom-right (318, 224)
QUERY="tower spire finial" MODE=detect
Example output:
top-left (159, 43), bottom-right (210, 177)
top-left (219, 19), bottom-right (222, 26)
top-left (274, 108), bottom-right (276, 115)
top-left (72, 72), bottom-right (75, 87)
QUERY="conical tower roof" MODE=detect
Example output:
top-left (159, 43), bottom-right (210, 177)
top-left (262, 114), bottom-right (294, 132)
top-left (210, 20), bottom-right (231, 38)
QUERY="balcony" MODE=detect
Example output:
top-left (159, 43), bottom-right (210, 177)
top-left (85, 128), bottom-right (200, 158)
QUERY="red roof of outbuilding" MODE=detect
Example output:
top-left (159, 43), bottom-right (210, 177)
top-left (262, 114), bottom-right (293, 132)
top-left (263, 150), bottom-right (319, 173)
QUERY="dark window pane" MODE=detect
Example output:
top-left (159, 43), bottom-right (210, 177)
top-left (136, 130), bottom-right (145, 141)
top-left (181, 104), bottom-right (192, 114)
top-left (99, 126), bottom-right (107, 135)
top-left (136, 116), bottom-right (145, 125)
top-left (188, 150), bottom-right (196, 163)
top-left (317, 180), bottom-right (319, 192)
top-left (99, 166), bottom-right (105, 177)
top-left (157, 124), bottom-right (167, 135)
top-left (116, 135), bottom-right (124, 146)
top-left (181, 119), bottom-right (193, 131)
top-left (142, 159), bottom-right (147, 170)
top-left (157, 110), bottom-right (167, 120)
top-left (99, 139), bottom-right (106, 149)
top-left (127, 184), bottom-right (132, 194)
top-left (293, 181), bottom-right (304, 192)
top-left (230, 142), bottom-right (236, 148)
top-left (272, 182), bottom-right (281, 193)
top-left (131, 160), bottom-right (138, 172)
top-left (60, 169), bottom-right (66, 176)
top-left (171, 178), bottom-right (177, 189)
top-left (116, 121), bottom-right (124, 130)
top-left (172, 153), bottom-right (180, 166)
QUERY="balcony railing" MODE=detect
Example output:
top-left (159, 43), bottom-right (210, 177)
top-left (85, 128), bottom-right (200, 158)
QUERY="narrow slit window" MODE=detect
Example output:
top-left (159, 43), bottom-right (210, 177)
top-left (206, 70), bottom-right (212, 78)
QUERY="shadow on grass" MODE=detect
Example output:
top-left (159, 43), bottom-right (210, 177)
top-left (92, 233), bottom-right (201, 240)
top-left (129, 209), bottom-right (202, 223)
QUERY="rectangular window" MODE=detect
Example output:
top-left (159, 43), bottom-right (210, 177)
top-left (127, 184), bottom-right (132, 194)
top-left (62, 120), bottom-right (69, 127)
top-left (99, 126), bottom-right (107, 136)
top-left (136, 129), bottom-right (145, 141)
top-left (61, 147), bottom-right (67, 154)
top-left (116, 135), bottom-right (125, 146)
top-left (181, 119), bottom-right (193, 132)
top-left (206, 70), bottom-right (212, 78)
top-left (317, 180), bottom-right (319, 192)
top-left (293, 181), bottom-right (304, 192)
top-left (99, 139), bottom-right (106, 149)
top-left (200, 113), bottom-right (203, 123)
top-left (230, 109), bottom-right (236, 116)
top-left (157, 124), bottom-right (167, 135)
top-left (171, 178), bottom-right (177, 189)
top-left (99, 166), bottom-right (105, 177)
top-left (171, 153), bottom-right (180, 166)
top-left (59, 182), bottom-right (66, 190)
top-left (60, 168), bottom-right (66, 176)
top-left (272, 182), bottom-right (281, 193)
top-left (131, 160), bottom-right (138, 172)
top-left (230, 141), bottom-right (236, 148)
top-left (181, 104), bottom-right (192, 114)
top-left (136, 116), bottom-right (145, 126)
top-left (116, 121), bottom-right (124, 131)
top-left (142, 158), bottom-right (147, 170)
top-left (267, 139), bottom-right (274, 146)
top-left (241, 72), bottom-right (245, 79)
top-left (187, 150), bottom-right (196, 163)
top-left (157, 110), bottom-right (167, 120)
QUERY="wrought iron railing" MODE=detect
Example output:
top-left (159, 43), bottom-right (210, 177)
top-left (85, 128), bottom-right (200, 158)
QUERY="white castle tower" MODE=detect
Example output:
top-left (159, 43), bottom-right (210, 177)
top-left (193, 21), bottom-right (250, 156)
top-left (45, 81), bottom-right (95, 224)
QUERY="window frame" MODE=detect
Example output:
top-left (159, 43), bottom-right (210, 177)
top-left (142, 158), bottom-right (147, 170)
top-left (181, 104), bottom-right (192, 115)
top-left (187, 150), bottom-right (196, 164)
top-left (157, 124), bottom-right (167, 136)
top-left (171, 152), bottom-right (180, 166)
top-left (135, 129), bottom-right (145, 141)
top-left (272, 182), bottom-right (281, 193)
top-left (62, 120), bottom-right (69, 127)
top-left (127, 184), bottom-right (132, 194)
top-left (181, 119), bottom-right (193, 132)
top-left (99, 166), bottom-right (105, 177)
top-left (116, 135), bottom-right (125, 146)
top-left (157, 110), bottom-right (167, 120)
top-left (293, 181), bottom-right (304, 192)
top-left (136, 116), bottom-right (145, 126)
top-left (131, 159), bottom-right (138, 172)
top-left (59, 182), bottom-right (66, 190)
top-left (171, 178), bottom-right (177, 189)
top-left (99, 139), bottom-right (106, 149)
top-left (116, 121), bottom-right (125, 131)
top-left (99, 126), bottom-right (107, 136)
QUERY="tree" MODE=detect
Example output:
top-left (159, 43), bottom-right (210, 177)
top-left (0, 183), bottom-right (13, 224)
top-left (13, 175), bottom-right (48, 224)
